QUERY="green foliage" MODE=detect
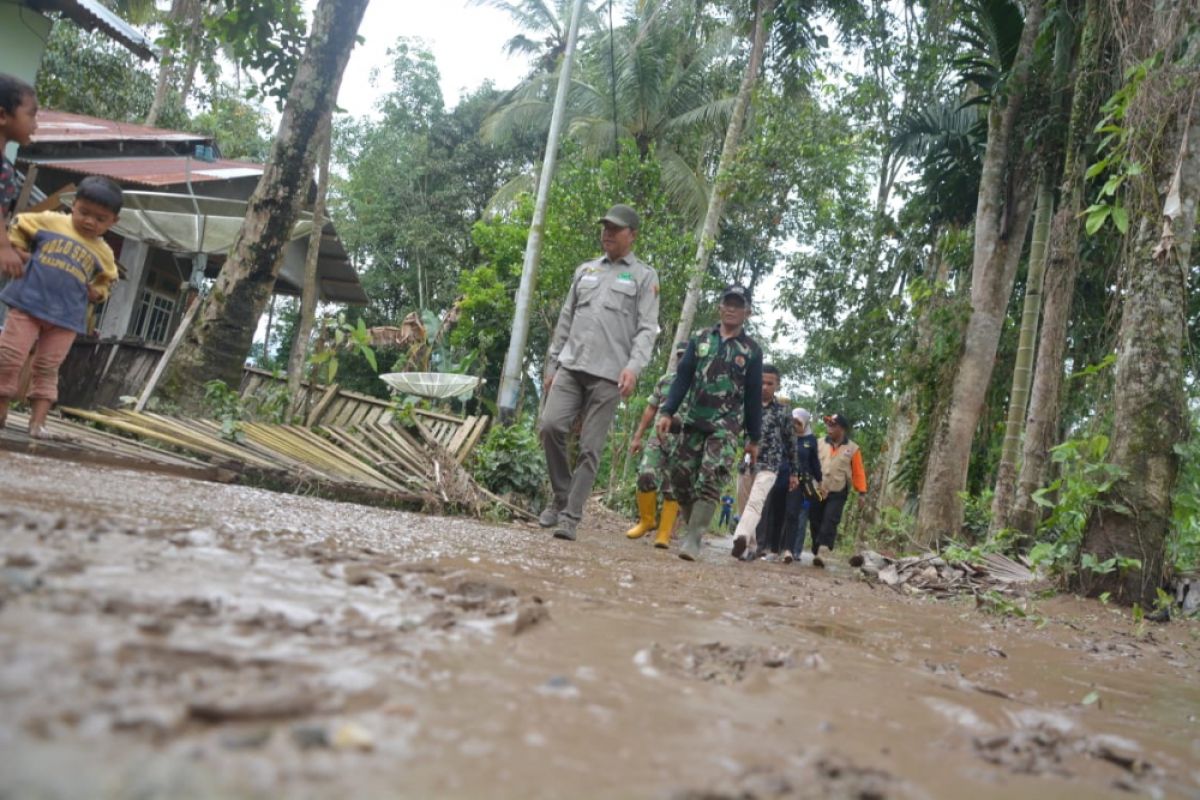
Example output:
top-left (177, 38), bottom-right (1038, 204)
top-left (862, 506), bottom-right (916, 552)
top-left (190, 84), bottom-right (273, 161)
top-left (204, 379), bottom-right (247, 442)
top-left (204, 0), bottom-right (306, 107)
top-left (1082, 56), bottom-right (1158, 236)
top-left (470, 419), bottom-right (547, 507)
top-left (36, 26), bottom-right (186, 127)
top-left (1027, 433), bottom-right (1129, 579)
top-left (308, 313), bottom-right (378, 385)
top-left (333, 45), bottom-right (535, 327)
top-left (959, 488), bottom-right (995, 542)
top-left (1168, 411), bottom-right (1200, 574)
top-left (976, 589), bottom-right (1046, 626)
top-left (203, 376), bottom-right (291, 439)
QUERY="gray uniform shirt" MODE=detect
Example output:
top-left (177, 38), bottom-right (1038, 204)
top-left (547, 252), bottom-right (660, 383)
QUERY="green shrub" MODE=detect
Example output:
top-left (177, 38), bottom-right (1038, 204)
top-left (1027, 433), bottom-right (1130, 579)
top-left (470, 420), bottom-right (547, 508)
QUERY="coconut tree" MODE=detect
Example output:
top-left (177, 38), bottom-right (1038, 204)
top-left (469, 0), bottom-right (602, 78)
top-left (481, 0), bottom-right (735, 223)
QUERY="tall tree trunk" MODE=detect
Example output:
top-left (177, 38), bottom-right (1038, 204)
top-left (1009, 0), bottom-right (1108, 537)
top-left (1081, 2), bottom-right (1199, 605)
top-left (145, 47), bottom-right (175, 128)
top-left (990, 14), bottom-right (1077, 534)
top-left (158, 0), bottom-right (370, 412)
top-left (287, 115), bottom-right (333, 419)
top-left (866, 236), bottom-right (952, 523)
top-left (668, 0), bottom-right (772, 369)
top-left (145, 0), bottom-right (193, 127)
top-left (989, 178), bottom-right (1052, 531)
top-left (914, 0), bottom-right (1045, 546)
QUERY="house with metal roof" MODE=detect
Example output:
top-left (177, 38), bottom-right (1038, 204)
top-left (4, 110), bottom-right (367, 408)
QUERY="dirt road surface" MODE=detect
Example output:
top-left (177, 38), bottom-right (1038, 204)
top-left (1, 452), bottom-right (1197, 799)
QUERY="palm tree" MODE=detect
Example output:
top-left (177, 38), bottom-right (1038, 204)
top-left (470, 0), bottom-right (602, 77)
top-left (480, 0), bottom-right (735, 224)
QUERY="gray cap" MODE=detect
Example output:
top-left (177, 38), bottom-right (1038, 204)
top-left (598, 203), bottom-right (640, 230)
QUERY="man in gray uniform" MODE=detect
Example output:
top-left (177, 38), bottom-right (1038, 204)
top-left (540, 204), bottom-right (660, 541)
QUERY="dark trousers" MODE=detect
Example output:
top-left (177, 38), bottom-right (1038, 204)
top-left (783, 487), bottom-right (812, 554)
top-left (754, 482), bottom-right (789, 554)
top-left (809, 488), bottom-right (849, 553)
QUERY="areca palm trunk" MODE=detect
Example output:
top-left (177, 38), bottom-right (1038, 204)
top-left (989, 177), bottom-right (1052, 532)
top-left (286, 114), bottom-right (332, 419)
top-left (157, 0), bottom-right (371, 412)
top-left (668, 0), bottom-right (773, 368)
top-left (1081, 0), bottom-right (1200, 605)
top-left (1009, 0), bottom-right (1107, 537)
top-left (914, 0), bottom-right (1045, 547)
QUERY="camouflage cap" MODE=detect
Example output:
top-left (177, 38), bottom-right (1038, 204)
top-left (721, 284), bottom-right (751, 305)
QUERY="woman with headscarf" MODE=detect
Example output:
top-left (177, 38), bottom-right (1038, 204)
top-left (781, 407), bottom-right (822, 563)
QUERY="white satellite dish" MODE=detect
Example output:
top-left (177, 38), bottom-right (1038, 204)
top-left (380, 372), bottom-right (483, 400)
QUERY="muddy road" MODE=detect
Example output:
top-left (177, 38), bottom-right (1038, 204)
top-left (0, 451), bottom-right (1197, 799)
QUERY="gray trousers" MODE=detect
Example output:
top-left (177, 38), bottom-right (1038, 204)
top-left (539, 368), bottom-right (622, 522)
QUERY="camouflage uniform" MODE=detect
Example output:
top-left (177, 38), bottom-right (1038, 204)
top-left (636, 370), bottom-right (676, 493)
top-left (660, 325), bottom-right (763, 508)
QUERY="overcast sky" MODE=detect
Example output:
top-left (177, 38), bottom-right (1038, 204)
top-left (336, 1), bottom-right (530, 117)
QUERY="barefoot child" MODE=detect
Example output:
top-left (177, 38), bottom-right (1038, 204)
top-left (0, 162), bottom-right (122, 437)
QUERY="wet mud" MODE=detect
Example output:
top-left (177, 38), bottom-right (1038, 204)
top-left (0, 451), bottom-right (1197, 799)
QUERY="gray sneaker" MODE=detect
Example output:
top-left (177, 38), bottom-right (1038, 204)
top-left (538, 507), bottom-right (560, 528)
top-left (552, 516), bottom-right (578, 541)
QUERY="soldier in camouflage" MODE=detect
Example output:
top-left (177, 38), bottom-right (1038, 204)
top-left (656, 285), bottom-right (763, 561)
top-left (625, 342), bottom-right (688, 548)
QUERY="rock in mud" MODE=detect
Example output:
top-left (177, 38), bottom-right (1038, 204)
top-left (448, 579), bottom-right (517, 611)
top-left (651, 642), bottom-right (796, 685)
top-left (220, 727), bottom-right (273, 750)
top-left (672, 755), bottom-right (902, 799)
top-left (188, 688), bottom-right (320, 723)
top-left (511, 597), bottom-right (549, 635)
top-left (291, 725), bottom-right (331, 750)
top-left (331, 721), bottom-right (374, 751)
top-left (0, 567), bottom-right (42, 594)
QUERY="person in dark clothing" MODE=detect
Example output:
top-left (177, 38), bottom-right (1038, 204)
top-left (782, 407), bottom-right (822, 563)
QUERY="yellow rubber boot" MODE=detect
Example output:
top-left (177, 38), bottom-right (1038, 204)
top-left (653, 500), bottom-right (680, 549)
top-left (625, 491), bottom-right (659, 539)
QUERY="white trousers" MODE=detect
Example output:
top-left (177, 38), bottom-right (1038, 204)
top-left (733, 469), bottom-right (776, 551)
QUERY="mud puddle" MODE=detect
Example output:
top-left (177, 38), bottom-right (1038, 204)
top-left (0, 451), bottom-right (1197, 799)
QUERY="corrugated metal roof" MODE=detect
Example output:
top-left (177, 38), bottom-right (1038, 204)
top-left (28, 0), bottom-right (157, 60)
top-left (31, 111), bottom-right (209, 145)
top-left (24, 156), bottom-right (264, 188)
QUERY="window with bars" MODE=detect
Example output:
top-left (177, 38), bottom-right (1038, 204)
top-left (132, 288), bottom-right (175, 344)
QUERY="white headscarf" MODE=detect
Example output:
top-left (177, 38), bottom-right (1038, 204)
top-left (792, 407), bottom-right (812, 436)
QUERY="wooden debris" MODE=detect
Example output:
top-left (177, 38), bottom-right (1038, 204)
top-left (850, 550), bottom-right (1035, 597)
top-left (38, 406), bottom-right (525, 520)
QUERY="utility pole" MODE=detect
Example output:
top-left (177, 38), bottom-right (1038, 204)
top-left (496, 0), bottom-right (586, 424)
